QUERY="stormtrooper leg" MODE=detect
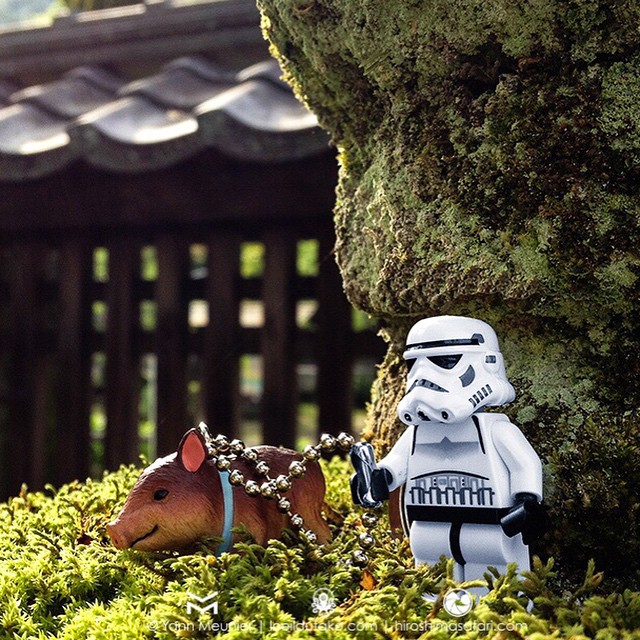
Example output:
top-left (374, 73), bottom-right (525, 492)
top-left (409, 521), bottom-right (464, 582)
top-left (459, 524), bottom-right (530, 585)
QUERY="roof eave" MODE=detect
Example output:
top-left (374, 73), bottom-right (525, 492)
top-left (0, 0), bottom-right (263, 80)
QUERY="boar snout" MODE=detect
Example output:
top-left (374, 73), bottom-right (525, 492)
top-left (106, 517), bottom-right (160, 550)
top-left (106, 520), bottom-right (128, 549)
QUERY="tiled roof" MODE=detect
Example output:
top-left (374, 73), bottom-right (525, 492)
top-left (0, 57), bottom-right (330, 181)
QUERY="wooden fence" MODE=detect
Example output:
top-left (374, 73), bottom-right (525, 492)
top-left (0, 221), bottom-right (384, 499)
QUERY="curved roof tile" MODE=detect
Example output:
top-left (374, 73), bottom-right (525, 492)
top-left (0, 58), bottom-right (330, 181)
top-left (122, 65), bottom-right (234, 111)
top-left (236, 60), bottom-right (293, 91)
top-left (0, 80), bottom-right (19, 106)
top-left (71, 96), bottom-right (201, 172)
top-left (197, 80), bottom-right (318, 133)
top-left (0, 103), bottom-right (76, 180)
top-left (11, 73), bottom-right (120, 120)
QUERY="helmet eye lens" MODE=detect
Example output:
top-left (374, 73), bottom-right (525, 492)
top-left (428, 354), bottom-right (462, 369)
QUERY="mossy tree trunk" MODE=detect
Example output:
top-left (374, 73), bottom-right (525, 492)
top-left (257, 0), bottom-right (640, 586)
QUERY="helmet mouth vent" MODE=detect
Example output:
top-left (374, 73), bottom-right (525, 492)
top-left (469, 384), bottom-right (493, 408)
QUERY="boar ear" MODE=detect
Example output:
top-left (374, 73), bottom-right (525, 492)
top-left (177, 428), bottom-right (207, 473)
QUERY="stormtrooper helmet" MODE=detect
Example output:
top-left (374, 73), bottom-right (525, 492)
top-left (397, 316), bottom-right (515, 425)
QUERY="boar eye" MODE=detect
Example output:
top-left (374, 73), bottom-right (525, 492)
top-left (154, 489), bottom-right (169, 501)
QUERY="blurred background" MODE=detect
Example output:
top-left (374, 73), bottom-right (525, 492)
top-left (0, 0), bottom-right (385, 499)
top-left (0, 0), bottom-right (181, 28)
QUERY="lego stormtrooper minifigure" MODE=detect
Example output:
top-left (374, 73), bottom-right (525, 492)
top-left (352, 316), bottom-right (544, 586)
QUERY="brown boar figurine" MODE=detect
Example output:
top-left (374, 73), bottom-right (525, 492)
top-left (106, 426), bottom-right (332, 552)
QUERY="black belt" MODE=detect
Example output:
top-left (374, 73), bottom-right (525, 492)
top-left (405, 505), bottom-right (511, 526)
top-left (406, 505), bottom-right (513, 566)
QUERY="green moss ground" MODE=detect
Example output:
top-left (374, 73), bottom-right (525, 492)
top-left (1, 459), bottom-right (640, 639)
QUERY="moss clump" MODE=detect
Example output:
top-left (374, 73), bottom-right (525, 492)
top-left (256, 0), bottom-right (640, 586)
top-left (2, 461), bottom-right (640, 638)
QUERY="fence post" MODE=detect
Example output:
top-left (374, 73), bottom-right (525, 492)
top-left (155, 236), bottom-right (190, 456)
top-left (54, 240), bottom-right (92, 486)
top-left (4, 245), bottom-right (47, 495)
top-left (261, 229), bottom-right (297, 449)
top-left (104, 238), bottom-right (141, 470)
top-left (203, 234), bottom-right (240, 439)
top-left (316, 231), bottom-right (354, 436)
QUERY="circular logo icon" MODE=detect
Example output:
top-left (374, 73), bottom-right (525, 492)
top-left (443, 588), bottom-right (474, 617)
top-left (311, 588), bottom-right (336, 614)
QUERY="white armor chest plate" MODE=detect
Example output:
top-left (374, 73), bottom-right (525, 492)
top-left (405, 415), bottom-right (511, 509)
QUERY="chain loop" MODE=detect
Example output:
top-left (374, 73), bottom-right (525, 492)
top-left (197, 424), bottom-right (379, 562)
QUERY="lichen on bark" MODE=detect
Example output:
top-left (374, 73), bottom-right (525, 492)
top-left (258, 0), bottom-right (640, 586)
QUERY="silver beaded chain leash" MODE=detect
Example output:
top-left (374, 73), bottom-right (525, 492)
top-left (197, 423), bottom-right (380, 564)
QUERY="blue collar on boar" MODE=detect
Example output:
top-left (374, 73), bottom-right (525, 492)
top-left (217, 469), bottom-right (234, 554)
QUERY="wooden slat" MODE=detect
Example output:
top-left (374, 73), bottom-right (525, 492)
top-left (316, 232), bottom-right (354, 436)
top-left (3, 245), bottom-right (44, 495)
top-left (83, 323), bottom-right (385, 362)
top-left (202, 234), bottom-right (240, 439)
top-left (104, 239), bottom-right (140, 470)
top-left (30, 355), bottom-right (51, 489)
top-left (155, 237), bottom-right (190, 456)
top-left (261, 229), bottom-right (297, 448)
top-left (54, 240), bottom-right (92, 485)
top-left (88, 274), bottom-right (319, 311)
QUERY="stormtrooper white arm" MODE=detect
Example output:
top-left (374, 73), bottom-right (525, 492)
top-left (377, 425), bottom-right (415, 492)
top-left (493, 419), bottom-right (543, 502)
